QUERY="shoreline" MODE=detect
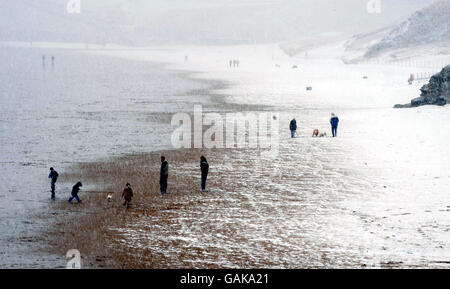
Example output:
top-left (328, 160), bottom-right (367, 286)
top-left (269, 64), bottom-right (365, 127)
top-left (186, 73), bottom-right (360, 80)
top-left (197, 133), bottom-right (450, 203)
top-left (42, 147), bottom-right (368, 269)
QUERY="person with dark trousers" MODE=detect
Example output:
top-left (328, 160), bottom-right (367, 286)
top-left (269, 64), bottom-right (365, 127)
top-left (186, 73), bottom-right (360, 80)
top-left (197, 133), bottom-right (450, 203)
top-left (330, 113), bottom-right (340, 137)
top-left (160, 156), bottom-right (169, 195)
top-left (48, 167), bottom-right (59, 199)
top-left (68, 182), bottom-right (82, 203)
top-left (122, 183), bottom-right (133, 208)
top-left (200, 156), bottom-right (209, 192)
top-left (289, 118), bottom-right (297, 138)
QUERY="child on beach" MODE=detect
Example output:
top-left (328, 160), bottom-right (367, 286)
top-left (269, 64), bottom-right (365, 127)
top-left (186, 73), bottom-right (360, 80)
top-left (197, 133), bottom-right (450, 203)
top-left (122, 183), bottom-right (133, 208)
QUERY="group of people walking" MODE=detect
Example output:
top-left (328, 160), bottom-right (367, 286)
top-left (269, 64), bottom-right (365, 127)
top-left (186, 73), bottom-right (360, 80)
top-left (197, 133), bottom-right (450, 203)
top-left (229, 59), bottom-right (240, 68)
top-left (290, 113), bottom-right (340, 138)
top-left (48, 155), bottom-right (210, 208)
top-left (42, 55), bottom-right (55, 67)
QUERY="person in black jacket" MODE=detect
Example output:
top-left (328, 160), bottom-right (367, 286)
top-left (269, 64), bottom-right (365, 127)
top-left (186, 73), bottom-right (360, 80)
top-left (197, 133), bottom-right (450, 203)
top-left (290, 118), bottom-right (297, 138)
top-left (160, 156), bottom-right (169, 195)
top-left (48, 167), bottom-right (59, 199)
top-left (68, 181), bottom-right (82, 203)
top-left (200, 156), bottom-right (209, 192)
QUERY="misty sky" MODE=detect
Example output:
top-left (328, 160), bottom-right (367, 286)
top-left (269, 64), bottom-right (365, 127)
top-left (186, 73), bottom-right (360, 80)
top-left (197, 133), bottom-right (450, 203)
top-left (0, 0), bottom-right (439, 45)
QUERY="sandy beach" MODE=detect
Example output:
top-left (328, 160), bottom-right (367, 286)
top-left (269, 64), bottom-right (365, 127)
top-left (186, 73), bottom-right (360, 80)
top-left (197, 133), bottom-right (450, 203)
top-left (2, 42), bottom-right (449, 268)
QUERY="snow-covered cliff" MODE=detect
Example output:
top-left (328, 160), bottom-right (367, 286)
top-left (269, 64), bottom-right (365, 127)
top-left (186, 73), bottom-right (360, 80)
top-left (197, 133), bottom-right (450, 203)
top-left (365, 0), bottom-right (450, 58)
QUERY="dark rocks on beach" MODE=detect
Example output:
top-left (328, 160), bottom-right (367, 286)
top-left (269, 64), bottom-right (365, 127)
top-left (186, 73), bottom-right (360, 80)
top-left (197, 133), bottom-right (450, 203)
top-left (395, 65), bottom-right (450, 108)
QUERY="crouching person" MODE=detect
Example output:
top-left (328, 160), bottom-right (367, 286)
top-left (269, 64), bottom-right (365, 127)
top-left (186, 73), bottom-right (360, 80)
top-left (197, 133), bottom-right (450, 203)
top-left (122, 183), bottom-right (133, 208)
top-left (68, 181), bottom-right (82, 203)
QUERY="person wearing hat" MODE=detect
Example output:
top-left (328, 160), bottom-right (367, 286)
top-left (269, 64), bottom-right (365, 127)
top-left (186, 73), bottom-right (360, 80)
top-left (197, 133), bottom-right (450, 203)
top-left (330, 113), bottom-right (340, 137)
top-left (122, 183), bottom-right (134, 208)
top-left (68, 181), bottom-right (83, 203)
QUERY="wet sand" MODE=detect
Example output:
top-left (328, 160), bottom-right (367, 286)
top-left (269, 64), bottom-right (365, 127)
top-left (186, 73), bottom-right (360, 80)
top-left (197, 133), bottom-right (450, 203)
top-left (43, 147), bottom-right (364, 268)
top-left (41, 107), bottom-right (450, 268)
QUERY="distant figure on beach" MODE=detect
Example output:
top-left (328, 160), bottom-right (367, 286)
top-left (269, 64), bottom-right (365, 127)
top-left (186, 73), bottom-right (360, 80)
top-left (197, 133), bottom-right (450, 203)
top-left (122, 183), bottom-right (133, 208)
top-left (185, 55), bottom-right (188, 62)
top-left (51, 56), bottom-right (55, 67)
top-left (229, 60), bottom-right (232, 67)
top-left (160, 156), bottom-right (169, 195)
top-left (290, 118), bottom-right (297, 138)
top-left (200, 156), bottom-right (209, 192)
top-left (68, 181), bottom-right (83, 203)
top-left (330, 113), bottom-right (339, 137)
top-left (42, 55), bottom-right (46, 67)
top-left (48, 167), bottom-right (59, 199)
top-left (408, 74), bottom-right (414, 85)
top-left (236, 60), bottom-right (240, 68)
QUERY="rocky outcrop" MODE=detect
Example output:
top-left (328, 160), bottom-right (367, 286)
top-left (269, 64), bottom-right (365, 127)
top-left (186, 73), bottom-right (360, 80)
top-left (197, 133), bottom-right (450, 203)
top-left (395, 65), bottom-right (450, 108)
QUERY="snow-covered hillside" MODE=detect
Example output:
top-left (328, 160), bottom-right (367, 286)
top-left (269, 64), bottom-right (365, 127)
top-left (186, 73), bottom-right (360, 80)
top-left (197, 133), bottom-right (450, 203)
top-left (362, 0), bottom-right (450, 59)
top-left (0, 0), bottom-right (437, 46)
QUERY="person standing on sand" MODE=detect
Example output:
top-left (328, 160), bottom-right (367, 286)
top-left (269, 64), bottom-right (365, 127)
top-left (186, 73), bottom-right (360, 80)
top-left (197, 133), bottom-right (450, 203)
top-left (122, 183), bottom-right (133, 208)
top-left (68, 181), bottom-right (82, 203)
top-left (289, 118), bottom-right (297, 138)
top-left (200, 156), bottom-right (209, 192)
top-left (48, 167), bottom-right (59, 199)
top-left (330, 113), bottom-right (340, 137)
top-left (160, 156), bottom-right (169, 195)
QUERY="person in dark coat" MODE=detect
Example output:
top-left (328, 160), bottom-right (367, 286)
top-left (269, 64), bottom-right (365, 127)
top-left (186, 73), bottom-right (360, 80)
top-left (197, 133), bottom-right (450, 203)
top-left (330, 113), bottom-right (340, 137)
top-left (122, 183), bottom-right (133, 208)
top-left (48, 167), bottom-right (59, 199)
top-left (289, 118), bottom-right (297, 138)
top-left (68, 181), bottom-right (82, 203)
top-left (160, 156), bottom-right (169, 195)
top-left (200, 156), bottom-right (209, 192)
